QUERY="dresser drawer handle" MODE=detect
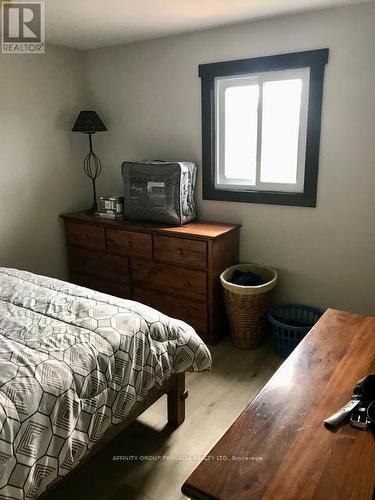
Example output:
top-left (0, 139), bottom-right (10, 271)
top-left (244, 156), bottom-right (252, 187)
top-left (80, 234), bottom-right (88, 239)
top-left (177, 249), bottom-right (183, 255)
top-left (126, 241), bottom-right (132, 247)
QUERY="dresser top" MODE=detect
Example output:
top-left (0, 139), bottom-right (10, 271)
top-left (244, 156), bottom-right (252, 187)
top-left (61, 211), bottom-right (240, 240)
top-left (182, 308), bottom-right (375, 500)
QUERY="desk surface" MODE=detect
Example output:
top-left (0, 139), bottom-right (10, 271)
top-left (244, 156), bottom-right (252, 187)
top-left (182, 309), bottom-right (375, 500)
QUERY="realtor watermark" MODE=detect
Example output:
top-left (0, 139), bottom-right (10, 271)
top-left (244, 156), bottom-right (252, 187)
top-left (112, 454), bottom-right (264, 462)
top-left (2, 2), bottom-right (45, 54)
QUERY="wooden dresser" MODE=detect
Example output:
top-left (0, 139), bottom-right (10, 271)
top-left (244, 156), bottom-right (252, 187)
top-left (61, 211), bottom-right (240, 344)
top-left (183, 309), bottom-right (375, 499)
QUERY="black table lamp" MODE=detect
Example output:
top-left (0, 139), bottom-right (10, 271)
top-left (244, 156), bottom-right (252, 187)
top-left (72, 110), bottom-right (107, 212)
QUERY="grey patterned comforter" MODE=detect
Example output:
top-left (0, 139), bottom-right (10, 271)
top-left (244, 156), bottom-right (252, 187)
top-left (0, 268), bottom-right (211, 499)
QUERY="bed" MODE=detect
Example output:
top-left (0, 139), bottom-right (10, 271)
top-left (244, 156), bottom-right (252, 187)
top-left (0, 268), bottom-right (211, 499)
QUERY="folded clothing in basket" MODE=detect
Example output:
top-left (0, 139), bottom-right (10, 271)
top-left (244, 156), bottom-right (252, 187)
top-left (228, 270), bottom-right (265, 286)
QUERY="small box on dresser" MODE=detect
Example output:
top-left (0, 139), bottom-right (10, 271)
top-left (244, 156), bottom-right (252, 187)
top-left (61, 211), bottom-right (240, 344)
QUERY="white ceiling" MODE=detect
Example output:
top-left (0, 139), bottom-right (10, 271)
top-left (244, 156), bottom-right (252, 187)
top-left (44, 0), bottom-right (372, 50)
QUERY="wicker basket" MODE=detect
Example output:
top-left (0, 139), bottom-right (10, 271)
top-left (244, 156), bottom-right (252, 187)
top-left (220, 264), bottom-right (278, 349)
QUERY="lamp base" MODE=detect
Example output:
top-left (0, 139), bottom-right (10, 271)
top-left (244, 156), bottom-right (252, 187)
top-left (85, 203), bottom-right (97, 214)
top-left (83, 134), bottom-right (101, 216)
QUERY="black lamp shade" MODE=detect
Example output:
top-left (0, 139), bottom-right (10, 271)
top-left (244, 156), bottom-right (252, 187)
top-left (72, 110), bottom-right (107, 133)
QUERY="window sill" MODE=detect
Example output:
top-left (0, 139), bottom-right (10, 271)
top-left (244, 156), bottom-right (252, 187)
top-left (203, 185), bottom-right (317, 207)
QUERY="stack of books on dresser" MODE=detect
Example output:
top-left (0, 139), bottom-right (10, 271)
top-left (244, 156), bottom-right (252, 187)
top-left (95, 195), bottom-right (124, 220)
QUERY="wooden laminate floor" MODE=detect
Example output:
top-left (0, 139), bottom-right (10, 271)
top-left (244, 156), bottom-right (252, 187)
top-left (46, 337), bottom-right (281, 500)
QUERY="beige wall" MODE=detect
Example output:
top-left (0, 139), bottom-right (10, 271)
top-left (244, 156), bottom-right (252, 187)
top-left (0, 44), bottom-right (90, 278)
top-left (83, 3), bottom-right (375, 315)
top-left (1, 4), bottom-right (373, 314)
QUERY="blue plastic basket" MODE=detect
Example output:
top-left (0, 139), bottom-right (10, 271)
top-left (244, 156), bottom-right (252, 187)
top-left (267, 304), bottom-right (323, 358)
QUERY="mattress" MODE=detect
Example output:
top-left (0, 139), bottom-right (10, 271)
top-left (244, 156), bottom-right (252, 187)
top-left (0, 268), bottom-right (211, 499)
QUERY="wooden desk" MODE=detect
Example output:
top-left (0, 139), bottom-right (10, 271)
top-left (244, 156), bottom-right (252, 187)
top-left (182, 309), bottom-right (375, 500)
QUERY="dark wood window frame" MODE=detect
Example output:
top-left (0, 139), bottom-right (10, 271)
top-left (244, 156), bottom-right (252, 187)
top-left (199, 49), bottom-right (329, 207)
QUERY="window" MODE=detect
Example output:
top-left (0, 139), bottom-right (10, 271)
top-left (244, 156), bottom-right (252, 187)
top-left (199, 49), bottom-right (329, 206)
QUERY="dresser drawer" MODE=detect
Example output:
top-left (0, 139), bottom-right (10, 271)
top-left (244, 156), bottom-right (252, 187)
top-left (106, 229), bottom-right (152, 258)
top-left (65, 222), bottom-right (105, 251)
top-left (71, 273), bottom-right (131, 299)
top-left (132, 258), bottom-right (207, 301)
top-left (154, 235), bottom-right (207, 268)
top-left (134, 288), bottom-right (207, 333)
top-left (69, 247), bottom-right (129, 284)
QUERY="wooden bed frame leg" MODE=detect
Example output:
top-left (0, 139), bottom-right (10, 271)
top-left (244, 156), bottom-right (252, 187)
top-left (167, 373), bottom-right (188, 428)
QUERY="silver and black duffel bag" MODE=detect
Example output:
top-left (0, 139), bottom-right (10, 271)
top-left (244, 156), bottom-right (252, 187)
top-left (121, 160), bottom-right (197, 226)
